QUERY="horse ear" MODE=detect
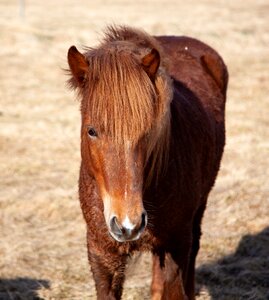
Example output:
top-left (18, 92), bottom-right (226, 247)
top-left (67, 46), bottom-right (89, 87)
top-left (141, 48), bottom-right (160, 80)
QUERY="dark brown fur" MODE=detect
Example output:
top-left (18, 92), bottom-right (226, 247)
top-left (67, 26), bottom-right (228, 299)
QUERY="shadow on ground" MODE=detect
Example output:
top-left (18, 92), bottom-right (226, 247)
top-left (0, 277), bottom-right (50, 300)
top-left (196, 227), bottom-right (269, 300)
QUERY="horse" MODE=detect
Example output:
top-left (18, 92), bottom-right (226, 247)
top-left (67, 25), bottom-right (228, 300)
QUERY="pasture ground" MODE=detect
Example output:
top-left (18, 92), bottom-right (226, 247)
top-left (0, 0), bottom-right (268, 299)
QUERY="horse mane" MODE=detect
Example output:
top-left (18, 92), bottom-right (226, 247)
top-left (69, 26), bottom-right (173, 183)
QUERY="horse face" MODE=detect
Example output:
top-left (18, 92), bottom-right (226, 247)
top-left (68, 45), bottom-right (162, 243)
top-left (81, 125), bottom-right (147, 242)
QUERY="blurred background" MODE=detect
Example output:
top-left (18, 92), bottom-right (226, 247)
top-left (0, 0), bottom-right (268, 299)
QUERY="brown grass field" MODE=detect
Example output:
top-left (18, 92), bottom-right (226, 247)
top-left (0, 0), bottom-right (268, 299)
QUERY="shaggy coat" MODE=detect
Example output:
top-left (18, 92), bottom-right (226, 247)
top-left (67, 26), bottom-right (228, 300)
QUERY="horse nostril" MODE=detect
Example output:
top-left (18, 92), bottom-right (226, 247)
top-left (141, 211), bottom-right (147, 229)
top-left (110, 216), bottom-right (122, 235)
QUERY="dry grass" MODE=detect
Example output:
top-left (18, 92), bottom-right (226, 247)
top-left (0, 0), bottom-right (268, 299)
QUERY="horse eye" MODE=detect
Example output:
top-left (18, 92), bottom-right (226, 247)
top-left (88, 127), bottom-right (98, 138)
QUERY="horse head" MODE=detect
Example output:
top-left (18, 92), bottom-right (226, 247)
top-left (67, 37), bottom-right (171, 242)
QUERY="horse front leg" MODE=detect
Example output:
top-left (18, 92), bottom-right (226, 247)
top-left (151, 254), bottom-right (165, 300)
top-left (151, 252), bottom-right (189, 300)
top-left (87, 237), bottom-right (127, 299)
top-left (162, 253), bottom-right (189, 300)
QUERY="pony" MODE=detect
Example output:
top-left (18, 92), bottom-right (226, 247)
top-left (67, 25), bottom-right (228, 300)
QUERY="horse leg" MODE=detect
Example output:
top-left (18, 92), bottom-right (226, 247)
top-left (151, 254), bottom-right (165, 300)
top-left (162, 253), bottom-right (189, 300)
top-left (151, 250), bottom-right (190, 300)
top-left (185, 202), bottom-right (207, 300)
top-left (87, 240), bottom-right (127, 299)
top-left (88, 250), bottom-right (127, 299)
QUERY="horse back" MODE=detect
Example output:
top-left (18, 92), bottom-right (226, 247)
top-left (152, 36), bottom-right (228, 204)
top-left (156, 36), bottom-right (228, 123)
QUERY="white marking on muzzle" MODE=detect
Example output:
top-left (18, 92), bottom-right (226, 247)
top-left (103, 192), bottom-right (112, 227)
top-left (122, 215), bottom-right (136, 230)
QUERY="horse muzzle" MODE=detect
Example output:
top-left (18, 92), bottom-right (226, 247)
top-left (108, 212), bottom-right (147, 242)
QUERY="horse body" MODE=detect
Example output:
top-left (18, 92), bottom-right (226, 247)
top-left (67, 26), bottom-right (228, 300)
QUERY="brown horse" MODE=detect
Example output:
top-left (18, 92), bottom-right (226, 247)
top-left (67, 26), bottom-right (228, 300)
